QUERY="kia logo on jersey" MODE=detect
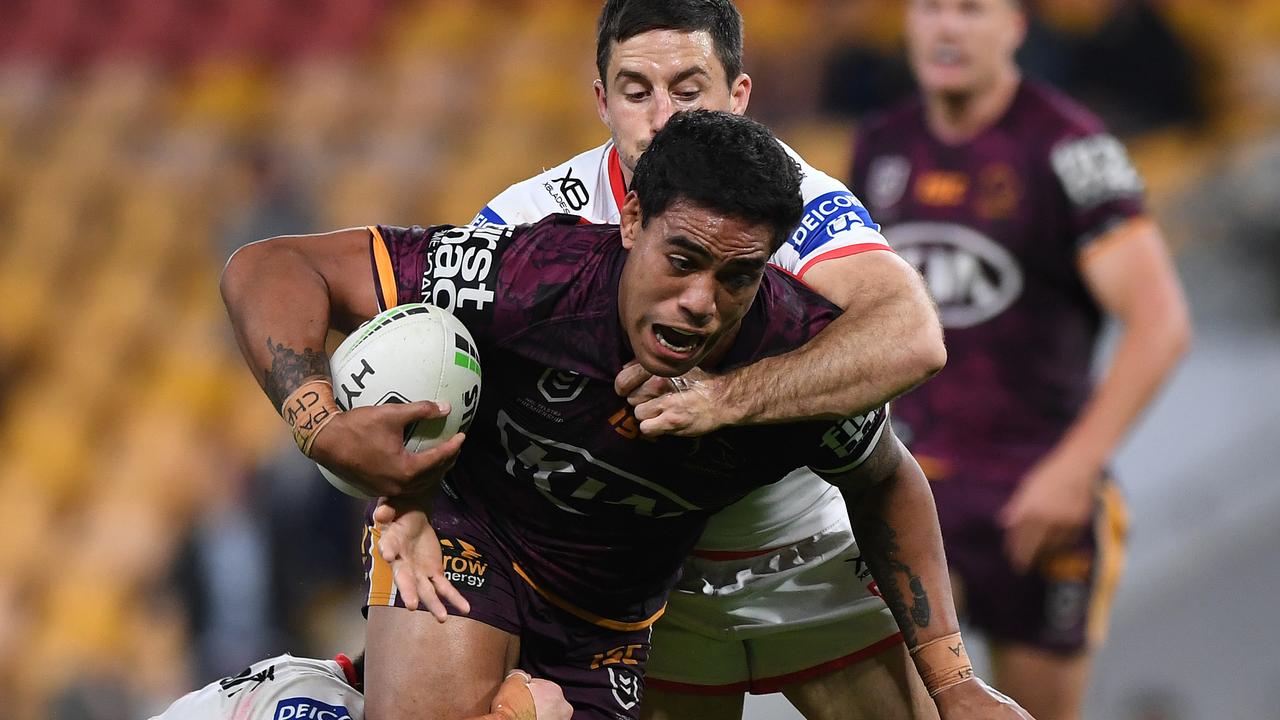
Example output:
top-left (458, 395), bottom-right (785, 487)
top-left (887, 222), bottom-right (1023, 329)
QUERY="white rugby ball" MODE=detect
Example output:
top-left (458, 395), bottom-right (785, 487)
top-left (317, 303), bottom-right (482, 498)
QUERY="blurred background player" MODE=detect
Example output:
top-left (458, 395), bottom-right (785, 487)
top-left (477, 2), bottom-right (940, 716)
top-left (849, 1), bottom-right (1192, 719)
top-left (149, 653), bottom-right (572, 720)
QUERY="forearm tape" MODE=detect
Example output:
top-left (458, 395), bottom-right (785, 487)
top-left (910, 632), bottom-right (975, 697)
top-left (280, 378), bottom-right (340, 456)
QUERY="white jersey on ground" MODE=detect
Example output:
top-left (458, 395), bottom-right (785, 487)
top-left (475, 138), bottom-right (891, 550)
top-left (149, 654), bottom-right (363, 720)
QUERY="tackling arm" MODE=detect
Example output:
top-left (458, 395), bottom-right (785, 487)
top-left (724, 249), bottom-right (945, 422)
top-left (627, 249), bottom-right (944, 435)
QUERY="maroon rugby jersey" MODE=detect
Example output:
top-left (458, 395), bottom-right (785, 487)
top-left (368, 214), bottom-right (889, 626)
top-left (852, 80), bottom-right (1146, 485)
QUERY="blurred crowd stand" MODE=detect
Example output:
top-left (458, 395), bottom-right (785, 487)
top-left (0, 1), bottom-right (1275, 718)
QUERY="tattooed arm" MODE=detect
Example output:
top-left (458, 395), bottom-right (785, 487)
top-left (828, 432), bottom-right (1036, 718)
top-left (221, 230), bottom-right (464, 500)
top-left (831, 432), bottom-right (956, 649)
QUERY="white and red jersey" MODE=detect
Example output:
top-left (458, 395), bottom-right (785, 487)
top-left (149, 655), bottom-right (363, 720)
top-left (476, 139), bottom-right (891, 550)
top-left (475, 139), bottom-right (890, 279)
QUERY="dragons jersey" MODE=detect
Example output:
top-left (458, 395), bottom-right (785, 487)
top-left (475, 138), bottom-right (892, 549)
top-left (367, 215), bottom-right (889, 626)
top-left (852, 79), bottom-right (1147, 486)
top-left (149, 655), bottom-right (362, 720)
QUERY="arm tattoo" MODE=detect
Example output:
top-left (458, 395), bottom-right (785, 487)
top-left (859, 515), bottom-right (931, 647)
top-left (263, 337), bottom-right (330, 411)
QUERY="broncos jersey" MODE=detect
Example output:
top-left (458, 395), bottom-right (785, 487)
top-left (852, 79), bottom-right (1148, 486)
top-left (366, 215), bottom-right (889, 626)
top-left (475, 138), bottom-right (892, 549)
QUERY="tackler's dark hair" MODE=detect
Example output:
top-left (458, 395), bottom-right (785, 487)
top-left (596, 0), bottom-right (745, 86)
top-left (631, 110), bottom-right (802, 253)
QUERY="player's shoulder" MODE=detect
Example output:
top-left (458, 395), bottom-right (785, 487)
top-left (855, 94), bottom-right (924, 142)
top-left (479, 141), bottom-right (613, 224)
top-left (1014, 79), bottom-right (1110, 140)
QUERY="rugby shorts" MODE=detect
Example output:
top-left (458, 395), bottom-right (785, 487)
top-left (646, 519), bottom-right (903, 693)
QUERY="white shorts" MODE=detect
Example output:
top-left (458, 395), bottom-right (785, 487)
top-left (646, 522), bottom-right (903, 693)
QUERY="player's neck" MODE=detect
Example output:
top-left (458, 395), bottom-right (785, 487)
top-left (922, 67), bottom-right (1021, 145)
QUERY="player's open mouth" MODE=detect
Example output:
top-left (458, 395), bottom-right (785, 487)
top-left (931, 46), bottom-right (965, 67)
top-left (653, 324), bottom-right (704, 355)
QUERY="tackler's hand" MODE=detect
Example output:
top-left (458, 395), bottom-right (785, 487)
top-left (615, 361), bottom-right (726, 437)
top-left (374, 499), bottom-right (471, 623)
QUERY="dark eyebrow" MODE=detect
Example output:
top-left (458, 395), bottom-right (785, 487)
top-left (669, 236), bottom-right (768, 273)
top-left (614, 66), bottom-right (711, 87)
top-left (667, 236), bottom-right (713, 260)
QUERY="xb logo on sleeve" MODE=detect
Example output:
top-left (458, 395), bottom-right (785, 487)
top-left (546, 167), bottom-right (590, 212)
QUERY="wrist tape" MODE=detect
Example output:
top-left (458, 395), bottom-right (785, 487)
top-left (281, 378), bottom-right (340, 457)
top-left (909, 632), bottom-right (974, 697)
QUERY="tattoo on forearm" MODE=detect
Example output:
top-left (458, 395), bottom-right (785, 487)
top-left (263, 337), bottom-right (329, 411)
top-left (861, 516), bottom-right (932, 647)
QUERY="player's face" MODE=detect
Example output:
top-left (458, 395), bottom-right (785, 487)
top-left (595, 30), bottom-right (751, 180)
top-left (618, 194), bottom-right (771, 377)
top-left (906, 0), bottom-right (1025, 97)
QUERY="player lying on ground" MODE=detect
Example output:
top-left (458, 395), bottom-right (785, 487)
top-left (474, 2), bottom-right (942, 716)
top-left (222, 111), bottom-right (1032, 720)
top-left (148, 653), bottom-right (571, 720)
top-left (850, 1), bottom-right (1192, 719)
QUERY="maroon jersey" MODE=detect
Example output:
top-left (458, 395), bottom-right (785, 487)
top-left (368, 214), bottom-right (888, 627)
top-left (852, 80), bottom-right (1146, 485)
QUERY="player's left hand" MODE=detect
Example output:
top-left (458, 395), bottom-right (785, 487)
top-left (374, 499), bottom-right (471, 623)
top-left (934, 677), bottom-right (1036, 719)
top-left (614, 361), bottom-right (725, 437)
top-left (997, 450), bottom-right (1099, 573)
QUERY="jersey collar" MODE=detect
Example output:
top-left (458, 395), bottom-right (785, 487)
top-left (607, 144), bottom-right (627, 213)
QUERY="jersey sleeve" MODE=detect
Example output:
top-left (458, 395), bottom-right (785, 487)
top-left (1048, 131), bottom-right (1147, 248)
top-left (368, 223), bottom-right (516, 341)
top-left (770, 149), bottom-right (892, 278)
top-left (801, 405), bottom-right (890, 478)
top-left (473, 183), bottom-right (540, 226)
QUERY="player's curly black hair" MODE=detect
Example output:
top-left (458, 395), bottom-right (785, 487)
top-left (596, 0), bottom-right (744, 86)
top-left (630, 110), bottom-right (803, 253)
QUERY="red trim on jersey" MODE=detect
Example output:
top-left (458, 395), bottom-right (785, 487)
top-left (690, 545), bottom-right (789, 561)
top-left (750, 633), bottom-right (903, 694)
top-left (795, 242), bottom-right (894, 279)
top-left (649, 633), bottom-right (904, 696)
top-left (608, 145), bottom-right (627, 211)
top-left (334, 653), bottom-right (360, 690)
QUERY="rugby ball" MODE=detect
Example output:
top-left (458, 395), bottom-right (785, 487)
top-left (317, 303), bottom-right (482, 498)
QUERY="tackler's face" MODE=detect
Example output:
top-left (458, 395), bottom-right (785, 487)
top-left (617, 194), bottom-right (771, 377)
top-left (906, 0), bottom-right (1026, 97)
top-left (595, 29), bottom-right (751, 180)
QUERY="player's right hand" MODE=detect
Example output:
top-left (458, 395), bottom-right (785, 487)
top-left (933, 677), bottom-right (1036, 720)
top-left (310, 400), bottom-right (465, 497)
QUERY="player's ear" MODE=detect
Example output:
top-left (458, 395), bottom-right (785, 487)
top-left (594, 78), bottom-right (611, 126)
top-left (729, 73), bottom-right (751, 116)
top-left (620, 192), bottom-right (641, 250)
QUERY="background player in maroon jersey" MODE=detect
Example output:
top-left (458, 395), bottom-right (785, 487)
top-left (223, 111), bottom-right (1033, 720)
top-left (849, 1), bottom-right (1193, 719)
